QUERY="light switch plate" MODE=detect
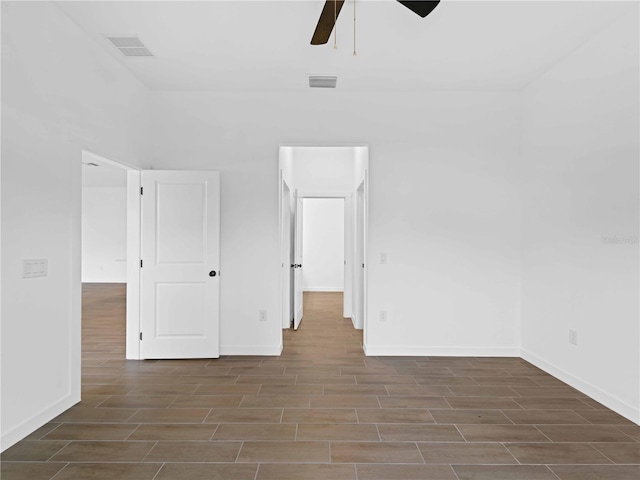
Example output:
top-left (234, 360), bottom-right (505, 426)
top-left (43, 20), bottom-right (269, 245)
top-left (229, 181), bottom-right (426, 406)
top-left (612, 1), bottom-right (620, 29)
top-left (23, 259), bottom-right (48, 278)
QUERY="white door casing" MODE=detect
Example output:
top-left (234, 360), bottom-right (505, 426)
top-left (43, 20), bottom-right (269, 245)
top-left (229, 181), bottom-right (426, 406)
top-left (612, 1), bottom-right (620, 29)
top-left (140, 170), bottom-right (220, 359)
top-left (293, 192), bottom-right (304, 330)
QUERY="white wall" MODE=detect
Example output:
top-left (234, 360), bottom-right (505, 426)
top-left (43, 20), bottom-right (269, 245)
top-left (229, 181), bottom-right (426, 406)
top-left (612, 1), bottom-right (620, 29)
top-left (520, 12), bottom-right (640, 423)
top-left (82, 187), bottom-right (127, 283)
top-left (291, 147), bottom-right (357, 193)
top-left (2, 0), bottom-right (637, 453)
top-left (1, 2), bottom-right (149, 450)
top-left (148, 90), bottom-right (522, 358)
top-left (302, 199), bottom-right (345, 292)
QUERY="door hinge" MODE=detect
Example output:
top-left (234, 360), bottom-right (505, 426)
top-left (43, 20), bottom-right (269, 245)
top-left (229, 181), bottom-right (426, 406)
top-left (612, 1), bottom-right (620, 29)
top-left (140, 260), bottom-right (143, 268)
top-left (140, 187), bottom-right (143, 195)
top-left (139, 332), bottom-right (142, 341)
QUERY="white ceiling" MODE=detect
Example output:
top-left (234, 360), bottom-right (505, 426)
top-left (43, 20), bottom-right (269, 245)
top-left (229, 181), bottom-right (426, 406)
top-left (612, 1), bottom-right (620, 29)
top-left (56, 0), bottom-right (633, 92)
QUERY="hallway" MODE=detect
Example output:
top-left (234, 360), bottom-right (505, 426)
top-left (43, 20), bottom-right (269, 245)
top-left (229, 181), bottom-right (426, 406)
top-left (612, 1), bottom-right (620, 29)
top-left (1, 287), bottom-right (639, 479)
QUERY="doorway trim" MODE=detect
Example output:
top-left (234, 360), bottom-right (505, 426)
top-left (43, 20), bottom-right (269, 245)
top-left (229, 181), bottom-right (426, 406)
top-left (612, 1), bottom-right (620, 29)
top-left (297, 191), bottom-right (353, 320)
top-left (281, 191), bottom-right (353, 332)
top-left (278, 145), bottom-right (369, 352)
top-left (81, 150), bottom-right (142, 359)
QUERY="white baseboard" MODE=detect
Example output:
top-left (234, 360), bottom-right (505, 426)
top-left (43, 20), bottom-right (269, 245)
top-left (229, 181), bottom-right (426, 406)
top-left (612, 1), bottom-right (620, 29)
top-left (81, 279), bottom-right (127, 284)
top-left (363, 345), bottom-right (521, 357)
top-left (220, 344), bottom-right (283, 356)
top-left (303, 287), bottom-right (344, 292)
top-left (521, 348), bottom-right (640, 425)
top-left (1, 394), bottom-right (79, 452)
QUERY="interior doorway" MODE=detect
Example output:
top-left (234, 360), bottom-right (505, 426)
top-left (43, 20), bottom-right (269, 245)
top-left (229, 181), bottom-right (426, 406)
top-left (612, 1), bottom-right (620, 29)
top-left (289, 193), bottom-right (349, 331)
top-left (302, 198), bottom-right (345, 295)
top-left (279, 146), bottom-right (369, 347)
top-left (296, 198), bottom-right (345, 332)
top-left (81, 150), bottom-right (141, 359)
top-left (81, 152), bottom-right (221, 361)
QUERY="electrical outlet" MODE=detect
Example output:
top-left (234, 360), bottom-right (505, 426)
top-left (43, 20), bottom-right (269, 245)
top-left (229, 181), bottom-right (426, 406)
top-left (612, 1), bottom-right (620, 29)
top-left (259, 310), bottom-right (267, 322)
top-left (379, 310), bottom-right (388, 322)
top-left (569, 329), bottom-right (578, 346)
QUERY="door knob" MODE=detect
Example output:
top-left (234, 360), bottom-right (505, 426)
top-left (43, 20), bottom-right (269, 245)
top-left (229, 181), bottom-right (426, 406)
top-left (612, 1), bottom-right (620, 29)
top-left (209, 271), bottom-right (217, 277)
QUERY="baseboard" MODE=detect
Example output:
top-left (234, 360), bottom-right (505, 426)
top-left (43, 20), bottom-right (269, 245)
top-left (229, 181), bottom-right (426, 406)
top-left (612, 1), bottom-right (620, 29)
top-left (219, 344), bottom-right (283, 356)
top-left (363, 345), bottom-right (521, 357)
top-left (521, 348), bottom-right (640, 425)
top-left (303, 287), bottom-right (344, 292)
top-left (81, 280), bottom-right (127, 284)
top-left (1, 394), bottom-right (79, 452)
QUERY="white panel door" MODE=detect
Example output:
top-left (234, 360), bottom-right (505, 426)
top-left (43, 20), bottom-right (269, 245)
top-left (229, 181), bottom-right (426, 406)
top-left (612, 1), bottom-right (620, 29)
top-left (140, 170), bottom-right (220, 359)
top-left (281, 179), bottom-right (293, 329)
top-left (354, 182), bottom-right (365, 329)
top-left (293, 193), bottom-right (304, 330)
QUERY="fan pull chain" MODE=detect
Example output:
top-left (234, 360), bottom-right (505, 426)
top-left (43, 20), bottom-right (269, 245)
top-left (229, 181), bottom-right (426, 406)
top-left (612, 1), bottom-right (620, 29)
top-left (333, 0), bottom-right (337, 50)
top-left (353, 0), bottom-right (357, 56)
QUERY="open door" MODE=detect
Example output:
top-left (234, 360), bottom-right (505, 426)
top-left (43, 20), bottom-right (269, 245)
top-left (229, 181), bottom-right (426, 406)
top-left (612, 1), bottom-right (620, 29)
top-left (293, 192), bottom-right (304, 330)
top-left (140, 170), bottom-right (220, 359)
top-left (354, 181), bottom-right (365, 330)
top-left (281, 177), bottom-right (293, 328)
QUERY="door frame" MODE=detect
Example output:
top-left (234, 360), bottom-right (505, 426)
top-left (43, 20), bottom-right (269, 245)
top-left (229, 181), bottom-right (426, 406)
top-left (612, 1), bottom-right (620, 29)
top-left (81, 150), bottom-right (142, 359)
top-left (279, 189), bottom-right (363, 336)
top-left (278, 145), bottom-right (369, 351)
top-left (296, 191), bottom-right (352, 313)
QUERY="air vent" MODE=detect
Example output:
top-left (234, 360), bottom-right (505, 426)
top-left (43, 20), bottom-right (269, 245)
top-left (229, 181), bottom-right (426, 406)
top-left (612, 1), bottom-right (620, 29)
top-left (119, 47), bottom-right (153, 57)
top-left (107, 36), bottom-right (144, 48)
top-left (309, 75), bottom-right (337, 88)
top-left (106, 36), bottom-right (153, 57)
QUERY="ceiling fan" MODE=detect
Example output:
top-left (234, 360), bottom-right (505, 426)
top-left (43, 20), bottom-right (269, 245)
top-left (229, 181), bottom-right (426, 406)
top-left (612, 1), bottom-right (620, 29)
top-left (311, 0), bottom-right (440, 45)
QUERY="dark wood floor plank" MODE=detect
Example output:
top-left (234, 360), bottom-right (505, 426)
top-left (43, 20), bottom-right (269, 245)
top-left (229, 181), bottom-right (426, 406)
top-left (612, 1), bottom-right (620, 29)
top-left (4, 286), bottom-right (637, 480)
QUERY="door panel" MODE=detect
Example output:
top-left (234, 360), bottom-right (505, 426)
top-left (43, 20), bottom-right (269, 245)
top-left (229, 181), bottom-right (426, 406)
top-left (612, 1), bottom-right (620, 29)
top-left (281, 179), bottom-right (293, 328)
top-left (155, 283), bottom-right (205, 336)
top-left (140, 170), bottom-right (220, 359)
top-left (293, 193), bottom-right (304, 330)
top-left (354, 182), bottom-right (365, 330)
top-left (156, 183), bottom-right (206, 263)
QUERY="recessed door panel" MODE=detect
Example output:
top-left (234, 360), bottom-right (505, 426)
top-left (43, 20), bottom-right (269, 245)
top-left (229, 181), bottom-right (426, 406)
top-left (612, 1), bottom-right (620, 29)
top-left (156, 183), bottom-right (206, 264)
top-left (155, 283), bottom-right (206, 337)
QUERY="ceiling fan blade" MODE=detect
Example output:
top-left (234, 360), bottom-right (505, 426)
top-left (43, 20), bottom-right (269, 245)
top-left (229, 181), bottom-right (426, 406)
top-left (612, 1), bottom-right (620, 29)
top-left (311, 0), bottom-right (345, 45)
top-left (396, 0), bottom-right (440, 18)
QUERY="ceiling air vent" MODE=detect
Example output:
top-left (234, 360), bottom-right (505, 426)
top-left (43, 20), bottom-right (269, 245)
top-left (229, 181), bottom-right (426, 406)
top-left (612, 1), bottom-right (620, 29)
top-left (106, 36), bottom-right (153, 57)
top-left (309, 75), bottom-right (337, 88)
